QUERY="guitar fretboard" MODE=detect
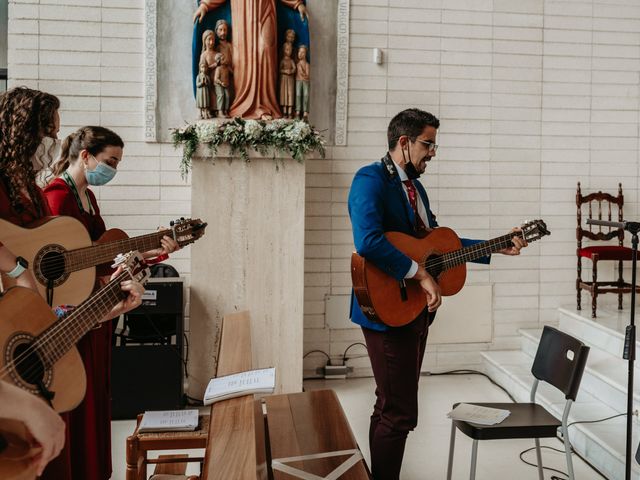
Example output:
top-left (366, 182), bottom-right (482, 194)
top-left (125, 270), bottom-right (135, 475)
top-left (63, 231), bottom-right (168, 272)
top-left (423, 232), bottom-right (523, 272)
top-left (35, 272), bottom-right (129, 366)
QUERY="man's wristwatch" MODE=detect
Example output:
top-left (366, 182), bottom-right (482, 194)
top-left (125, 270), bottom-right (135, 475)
top-left (5, 256), bottom-right (28, 279)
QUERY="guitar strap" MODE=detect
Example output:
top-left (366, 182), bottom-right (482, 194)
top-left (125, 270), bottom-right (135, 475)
top-left (381, 153), bottom-right (398, 179)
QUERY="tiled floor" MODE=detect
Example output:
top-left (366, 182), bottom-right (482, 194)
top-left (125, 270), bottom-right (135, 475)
top-left (111, 374), bottom-right (604, 479)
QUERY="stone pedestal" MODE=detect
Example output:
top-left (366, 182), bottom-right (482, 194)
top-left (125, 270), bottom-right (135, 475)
top-left (188, 146), bottom-right (305, 397)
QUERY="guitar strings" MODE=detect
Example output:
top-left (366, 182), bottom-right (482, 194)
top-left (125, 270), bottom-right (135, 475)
top-left (0, 271), bottom-right (129, 382)
top-left (0, 275), bottom-right (128, 385)
top-left (34, 230), bottom-right (170, 271)
top-left (418, 232), bottom-right (521, 270)
top-left (0, 270), bottom-right (134, 383)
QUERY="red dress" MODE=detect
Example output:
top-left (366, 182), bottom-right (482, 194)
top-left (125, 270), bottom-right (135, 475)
top-left (44, 177), bottom-right (113, 480)
top-left (0, 180), bottom-right (75, 480)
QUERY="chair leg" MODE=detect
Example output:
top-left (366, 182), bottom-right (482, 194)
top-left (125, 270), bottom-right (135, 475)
top-left (534, 438), bottom-right (544, 480)
top-left (469, 439), bottom-right (478, 480)
top-left (591, 258), bottom-right (598, 318)
top-left (562, 424), bottom-right (575, 480)
top-left (618, 259), bottom-right (624, 310)
top-left (446, 421), bottom-right (456, 480)
top-left (577, 256), bottom-right (582, 311)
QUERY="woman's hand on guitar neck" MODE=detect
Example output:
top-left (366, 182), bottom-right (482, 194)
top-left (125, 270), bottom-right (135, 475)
top-left (413, 266), bottom-right (442, 312)
top-left (142, 229), bottom-right (181, 259)
top-left (499, 227), bottom-right (528, 256)
top-left (101, 266), bottom-right (145, 321)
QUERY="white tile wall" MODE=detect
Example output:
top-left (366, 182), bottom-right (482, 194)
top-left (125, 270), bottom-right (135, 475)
top-left (10, 0), bottom-right (640, 380)
top-left (304, 0), bottom-right (640, 376)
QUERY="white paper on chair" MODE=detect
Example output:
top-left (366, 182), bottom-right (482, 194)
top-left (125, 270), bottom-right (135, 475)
top-left (447, 404), bottom-right (510, 425)
top-left (138, 409), bottom-right (199, 433)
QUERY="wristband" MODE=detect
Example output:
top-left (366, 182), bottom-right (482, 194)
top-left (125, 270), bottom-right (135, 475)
top-left (146, 253), bottom-right (169, 265)
top-left (6, 256), bottom-right (28, 279)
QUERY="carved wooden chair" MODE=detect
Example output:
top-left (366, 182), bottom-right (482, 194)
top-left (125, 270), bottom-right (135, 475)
top-left (576, 182), bottom-right (635, 317)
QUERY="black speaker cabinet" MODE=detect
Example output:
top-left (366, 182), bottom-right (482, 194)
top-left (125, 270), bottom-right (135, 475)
top-left (111, 278), bottom-right (185, 419)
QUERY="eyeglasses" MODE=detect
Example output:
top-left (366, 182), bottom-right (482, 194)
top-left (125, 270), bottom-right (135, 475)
top-left (414, 139), bottom-right (438, 153)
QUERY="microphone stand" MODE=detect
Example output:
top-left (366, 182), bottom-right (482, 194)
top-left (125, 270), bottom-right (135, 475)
top-left (587, 218), bottom-right (640, 480)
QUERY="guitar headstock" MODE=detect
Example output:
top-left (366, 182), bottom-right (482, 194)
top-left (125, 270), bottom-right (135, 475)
top-left (112, 251), bottom-right (151, 285)
top-left (169, 218), bottom-right (208, 247)
top-left (520, 219), bottom-right (551, 243)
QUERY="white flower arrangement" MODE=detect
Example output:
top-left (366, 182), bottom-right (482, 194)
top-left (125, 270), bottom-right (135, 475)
top-left (172, 117), bottom-right (325, 178)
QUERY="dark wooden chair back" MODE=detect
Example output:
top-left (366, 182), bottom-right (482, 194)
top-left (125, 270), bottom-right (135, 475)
top-left (576, 181), bottom-right (625, 248)
top-left (531, 326), bottom-right (590, 401)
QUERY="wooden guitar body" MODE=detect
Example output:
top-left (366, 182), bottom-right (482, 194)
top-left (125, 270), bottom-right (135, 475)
top-left (351, 220), bottom-right (550, 327)
top-left (1, 217), bottom-right (206, 306)
top-left (96, 228), bottom-right (128, 245)
top-left (0, 418), bottom-right (41, 480)
top-left (352, 228), bottom-right (465, 327)
top-left (0, 287), bottom-right (86, 413)
top-left (0, 217), bottom-right (94, 306)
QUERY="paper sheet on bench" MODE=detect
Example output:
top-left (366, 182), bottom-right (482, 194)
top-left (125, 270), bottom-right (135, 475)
top-left (447, 404), bottom-right (510, 425)
top-left (204, 367), bottom-right (276, 405)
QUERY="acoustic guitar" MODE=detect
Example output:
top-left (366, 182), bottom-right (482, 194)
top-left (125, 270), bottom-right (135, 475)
top-left (351, 219), bottom-right (550, 327)
top-left (0, 251), bottom-right (150, 412)
top-left (0, 216), bottom-right (206, 306)
top-left (0, 418), bottom-right (41, 480)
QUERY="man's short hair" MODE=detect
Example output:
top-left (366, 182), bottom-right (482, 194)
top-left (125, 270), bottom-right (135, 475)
top-left (387, 108), bottom-right (440, 150)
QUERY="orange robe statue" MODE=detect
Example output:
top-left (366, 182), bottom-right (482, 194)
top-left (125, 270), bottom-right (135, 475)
top-left (195, 0), bottom-right (307, 120)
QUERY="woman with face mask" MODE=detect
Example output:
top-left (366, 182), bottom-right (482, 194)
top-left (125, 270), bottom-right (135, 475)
top-left (44, 126), bottom-right (179, 480)
top-left (0, 91), bottom-right (146, 480)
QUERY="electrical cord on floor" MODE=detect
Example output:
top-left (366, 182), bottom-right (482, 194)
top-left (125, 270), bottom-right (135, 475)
top-left (303, 349), bottom-right (331, 363)
top-left (519, 445), bottom-right (570, 479)
top-left (421, 369), bottom-right (517, 402)
top-left (342, 342), bottom-right (367, 366)
top-left (423, 369), bottom-right (614, 479)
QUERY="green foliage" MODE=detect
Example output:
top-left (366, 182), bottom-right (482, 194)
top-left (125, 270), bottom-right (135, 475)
top-left (171, 118), bottom-right (326, 178)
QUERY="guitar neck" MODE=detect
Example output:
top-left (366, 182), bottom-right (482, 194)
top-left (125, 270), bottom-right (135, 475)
top-left (36, 273), bottom-right (128, 366)
top-left (427, 232), bottom-right (522, 271)
top-left (65, 231), bottom-right (165, 271)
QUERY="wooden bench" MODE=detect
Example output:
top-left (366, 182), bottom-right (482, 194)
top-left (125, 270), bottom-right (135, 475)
top-left (202, 311), bottom-right (370, 480)
top-left (125, 310), bottom-right (369, 480)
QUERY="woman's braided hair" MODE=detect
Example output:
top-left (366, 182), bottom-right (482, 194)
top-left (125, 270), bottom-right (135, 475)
top-left (0, 87), bottom-right (60, 215)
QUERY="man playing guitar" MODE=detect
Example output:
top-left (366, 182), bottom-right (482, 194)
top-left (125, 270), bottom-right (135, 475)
top-left (348, 108), bottom-right (527, 480)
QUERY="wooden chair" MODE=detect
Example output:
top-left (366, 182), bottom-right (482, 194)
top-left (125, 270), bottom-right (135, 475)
top-left (125, 414), bottom-right (209, 480)
top-left (576, 182), bottom-right (636, 317)
top-left (446, 326), bottom-right (590, 480)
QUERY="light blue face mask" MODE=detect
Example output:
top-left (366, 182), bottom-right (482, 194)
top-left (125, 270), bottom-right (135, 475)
top-left (85, 158), bottom-right (117, 186)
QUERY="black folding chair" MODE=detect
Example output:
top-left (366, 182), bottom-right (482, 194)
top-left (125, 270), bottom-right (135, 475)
top-left (446, 326), bottom-right (590, 480)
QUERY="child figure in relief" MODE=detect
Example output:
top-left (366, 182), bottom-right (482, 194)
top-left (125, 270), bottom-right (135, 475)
top-left (214, 52), bottom-right (232, 118)
top-left (196, 62), bottom-right (211, 119)
top-left (295, 45), bottom-right (310, 121)
top-left (279, 42), bottom-right (296, 118)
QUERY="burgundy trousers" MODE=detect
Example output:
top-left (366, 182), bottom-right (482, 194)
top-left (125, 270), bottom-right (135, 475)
top-left (361, 312), bottom-right (431, 480)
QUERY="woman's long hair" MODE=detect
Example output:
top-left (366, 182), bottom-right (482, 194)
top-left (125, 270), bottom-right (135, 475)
top-left (0, 87), bottom-right (60, 215)
top-left (51, 126), bottom-right (124, 178)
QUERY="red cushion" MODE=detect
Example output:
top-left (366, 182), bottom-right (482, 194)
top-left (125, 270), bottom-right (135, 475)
top-left (579, 245), bottom-right (634, 261)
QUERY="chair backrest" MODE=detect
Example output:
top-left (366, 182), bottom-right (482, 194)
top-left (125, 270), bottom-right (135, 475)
top-left (576, 182), bottom-right (625, 249)
top-left (531, 325), bottom-right (590, 401)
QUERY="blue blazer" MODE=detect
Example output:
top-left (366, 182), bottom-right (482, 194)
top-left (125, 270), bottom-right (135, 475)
top-left (348, 158), bottom-right (490, 331)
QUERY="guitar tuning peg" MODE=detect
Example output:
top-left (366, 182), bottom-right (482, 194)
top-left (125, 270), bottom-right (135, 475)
top-left (181, 217), bottom-right (185, 221)
top-left (170, 220), bottom-right (175, 227)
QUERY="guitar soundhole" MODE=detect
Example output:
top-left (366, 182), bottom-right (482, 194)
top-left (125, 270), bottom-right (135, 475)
top-left (12, 342), bottom-right (46, 387)
top-left (34, 246), bottom-right (68, 287)
top-left (425, 254), bottom-right (444, 280)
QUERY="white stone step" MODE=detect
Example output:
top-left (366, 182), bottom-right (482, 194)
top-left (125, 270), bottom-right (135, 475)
top-left (519, 328), bottom-right (640, 415)
top-left (558, 306), bottom-right (640, 363)
top-left (482, 350), bottom-right (639, 480)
